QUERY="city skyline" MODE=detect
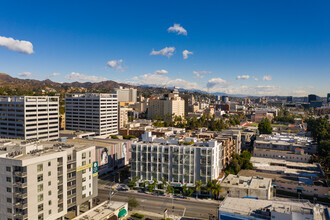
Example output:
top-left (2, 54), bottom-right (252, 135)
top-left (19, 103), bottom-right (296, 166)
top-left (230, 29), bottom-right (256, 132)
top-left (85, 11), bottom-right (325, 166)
top-left (0, 0), bottom-right (330, 96)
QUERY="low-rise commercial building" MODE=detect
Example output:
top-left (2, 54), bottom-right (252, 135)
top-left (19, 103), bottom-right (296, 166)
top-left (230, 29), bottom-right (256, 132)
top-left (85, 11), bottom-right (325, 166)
top-left (219, 197), bottom-right (328, 220)
top-left (73, 200), bottom-right (128, 220)
top-left (220, 174), bottom-right (273, 200)
top-left (239, 157), bottom-right (329, 198)
top-left (254, 133), bottom-right (317, 155)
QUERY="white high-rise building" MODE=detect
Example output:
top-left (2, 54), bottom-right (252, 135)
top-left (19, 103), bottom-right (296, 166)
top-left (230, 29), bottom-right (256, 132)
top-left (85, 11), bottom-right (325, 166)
top-left (114, 87), bottom-right (137, 102)
top-left (0, 139), bottom-right (98, 220)
top-left (0, 96), bottom-right (59, 141)
top-left (65, 93), bottom-right (118, 137)
top-left (130, 132), bottom-right (222, 186)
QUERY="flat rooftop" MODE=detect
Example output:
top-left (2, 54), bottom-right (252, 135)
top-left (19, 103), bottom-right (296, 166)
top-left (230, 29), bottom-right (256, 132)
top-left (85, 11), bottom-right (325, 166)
top-left (221, 174), bottom-right (271, 190)
top-left (219, 197), bottom-right (327, 220)
top-left (73, 200), bottom-right (126, 220)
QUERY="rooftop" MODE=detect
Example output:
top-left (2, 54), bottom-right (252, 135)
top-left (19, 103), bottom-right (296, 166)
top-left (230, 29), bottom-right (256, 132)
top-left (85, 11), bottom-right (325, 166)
top-left (219, 197), bottom-right (327, 220)
top-left (73, 200), bottom-right (127, 220)
top-left (221, 174), bottom-right (272, 190)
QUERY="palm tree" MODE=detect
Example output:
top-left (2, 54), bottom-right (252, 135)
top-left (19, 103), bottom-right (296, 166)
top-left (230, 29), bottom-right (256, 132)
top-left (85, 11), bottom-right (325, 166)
top-left (166, 185), bottom-right (174, 194)
top-left (206, 179), bottom-right (222, 199)
top-left (195, 180), bottom-right (203, 199)
top-left (161, 177), bottom-right (167, 189)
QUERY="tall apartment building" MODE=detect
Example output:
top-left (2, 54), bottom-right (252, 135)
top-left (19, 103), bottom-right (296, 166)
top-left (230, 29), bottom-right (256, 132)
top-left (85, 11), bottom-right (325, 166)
top-left (130, 131), bottom-right (222, 186)
top-left (114, 87), bottom-right (137, 102)
top-left (148, 88), bottom-right (185, 120)
top-left (118, 106), bottom-right (132, 129)
top-left (65, 93), bottom-right (118, 137)
top-left (0, 96), bottom-right (59, 141)
top-left (0, 139), bottom-right (98, 220)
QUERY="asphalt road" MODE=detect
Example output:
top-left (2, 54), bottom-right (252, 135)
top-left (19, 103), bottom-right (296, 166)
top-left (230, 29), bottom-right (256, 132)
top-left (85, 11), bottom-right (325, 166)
top-left (98, 189), bottom-right (219, 219)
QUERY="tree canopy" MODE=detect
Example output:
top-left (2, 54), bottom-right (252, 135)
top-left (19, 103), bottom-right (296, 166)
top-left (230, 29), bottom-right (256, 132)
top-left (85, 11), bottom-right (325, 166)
top-left (258, 118), bottom-right (273, 134)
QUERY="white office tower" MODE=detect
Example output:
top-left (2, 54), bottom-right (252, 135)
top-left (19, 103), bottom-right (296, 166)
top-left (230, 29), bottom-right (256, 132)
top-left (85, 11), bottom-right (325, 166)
top-left (114, 86), bottom-right (137, 102)
top-left (65, 93), bottom-right (118, 137)
top-left (0, 96), bottom-right (59, 141)
top-left (0, 139), bottom-right (98, 220)
top-left (130, 131), bottom-right (222, 186)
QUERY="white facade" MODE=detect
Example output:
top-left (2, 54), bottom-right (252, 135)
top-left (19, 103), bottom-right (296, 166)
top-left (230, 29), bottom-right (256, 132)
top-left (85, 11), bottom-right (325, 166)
top-left (65, 93), bottom-right (118, 137)
top-left (114, 87), bottom-right (137, 102)
top-left (130, 132), bottom-right (222, 185)
top-left (0, 96), bottom-right (59, 141)
top-left (0, 140), bottom-right (98, 220)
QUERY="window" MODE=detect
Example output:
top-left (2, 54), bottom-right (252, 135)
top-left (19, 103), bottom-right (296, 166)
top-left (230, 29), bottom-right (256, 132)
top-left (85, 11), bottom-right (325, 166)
top-left (48, 190), bottom-right (51, 196)
top-left (7, 198), bottom-right (12, 203)
top-left (38, 194), bottom-right (44, 202)
top-left (82, 161), bottom-right (86, 166)
top-left (82, 169), bottom-right (86, 174)
top-left (89, 151), bottom-right (91, 157)
top-left (38, 214), bottom-right (44, 220)
top-left (48, 210), bottom-right (51, 215)
top-left (89, 159), bottom-right (91, 164)
top-left (6, 187), bottom-right (11, 193)
top-left (6, 177), bottom-right (11, 182)
top-left (37, 174), bottom-right (43, 182)
top-left (82, 194), bottom-right (86, 198)
top-left (89, 167), bottom-right (91, 172)
top-left (38, 204), bottom-right (43, 212)
top-left (82, 186), bottom-right (86, 190)
top-left (48, 171), bottom-right (51, 176)
top-left (48, 181), bottom-right (51, 186)
top-left (89, 175), bottom-right (91, 180)
top-left (48, 162), bottom-right (51, 166)
top-left (82, 152), bottom-right (86, 159)
top-left (6, 166), bottom-right (11, 172)
top-left (48, 200), bottom-right (52, 205)
top-left (37, 184), bottom-right (43, 192)
top-left (7, 208), bottom-right (12, 213)
top-left (82, 177), bottom-right (86, 182)
top-left (37, 164), bottom-right (43, 172)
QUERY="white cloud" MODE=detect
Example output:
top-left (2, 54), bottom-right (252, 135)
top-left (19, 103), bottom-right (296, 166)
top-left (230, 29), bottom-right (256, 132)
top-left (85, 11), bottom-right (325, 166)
top-left (18, 72), bottom-right (31, 78)
top-left (167, 24), bottom-right (187, 36)
top-left (0, 36), bottom-right (34, 54)
top-left (292, 90), bottom-right (308, 97)
top-left (47, 72), bottom-right (60, 78)
top-left (236, 75), bottom-right (250, 80)
top-left (129, 70), bottom-right (204, 91)
top-left (106, 59), bottom-right (124, 71)
top-left (193, 71), bottom-right (211, 79)
top-left (182, 50), bottom-right (193, 59)
top-left (206, 78), bottom-right (229, 91)
top-left (64, 72), bottom-right (107, 82)
top-left (150, 47), bottom-right (175, 57)
top-left (153, 69), bottom-right (168, 75)
top-left (262, 75), bottom-right (272, 81)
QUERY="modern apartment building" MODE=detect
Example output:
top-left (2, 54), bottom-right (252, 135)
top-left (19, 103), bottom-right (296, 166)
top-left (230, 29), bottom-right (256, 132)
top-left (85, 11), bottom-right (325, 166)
top-left (65, 93), bottom-right (118, 137)
top-left (0, 139), bottom-right (98, 220)
top-left (130, 131), bottom-right (222, 186)
top-left (148, 88), bottom-right (185, 120)
top-left (0, 96), bottom-right (59, 141)
top-left (114, 87), bottom-right (137, 102)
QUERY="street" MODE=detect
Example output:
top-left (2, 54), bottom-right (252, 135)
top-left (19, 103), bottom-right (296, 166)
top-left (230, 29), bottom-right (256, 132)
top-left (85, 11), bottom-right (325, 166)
top-left (98, 188), bottom-right (219, 219)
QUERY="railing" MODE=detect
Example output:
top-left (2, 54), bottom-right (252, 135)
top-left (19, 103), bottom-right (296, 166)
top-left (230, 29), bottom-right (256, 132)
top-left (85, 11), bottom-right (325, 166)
top-left (14, 193), bottom-right (27, 199)
top-left (14, 202), bottom-right (27, 209)
top-left (14, 171), bottom-right (27, 177)
top-left (14, 182), bottom-right (27, 188)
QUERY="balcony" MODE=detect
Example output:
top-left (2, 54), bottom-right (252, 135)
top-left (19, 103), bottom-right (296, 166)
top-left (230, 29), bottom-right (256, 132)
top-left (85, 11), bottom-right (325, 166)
top-left (14, 202), bottom-right (27, 209)
top-left (13, 182), bottom-right (27, 188)
top-left (14, 192), bottom-right (27, 199)
top-left (14, 171), bottom-right (27, 177)
top-left (13, 213), bottom-right (28, 219)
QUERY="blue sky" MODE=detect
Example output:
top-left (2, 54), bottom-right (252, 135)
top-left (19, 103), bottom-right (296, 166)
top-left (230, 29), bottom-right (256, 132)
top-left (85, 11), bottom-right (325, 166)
top-left (0, 0), bottom-right (329, 96)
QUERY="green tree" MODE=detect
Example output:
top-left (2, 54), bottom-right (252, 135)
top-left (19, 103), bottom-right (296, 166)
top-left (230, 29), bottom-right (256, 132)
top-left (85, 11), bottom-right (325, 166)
top-left (194, 180), bottom-right (203, 199)
top-left (166, 185), bottom-right (174, 194)
top-left (258, 118), bottom-right (273, 134)
top-left (127, 196), bottom-right (139, 211)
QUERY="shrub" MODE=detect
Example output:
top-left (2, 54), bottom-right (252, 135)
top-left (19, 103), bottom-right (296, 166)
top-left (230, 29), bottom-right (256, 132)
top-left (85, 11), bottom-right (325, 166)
top-left (131, 213), bottom-right (144, 218)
